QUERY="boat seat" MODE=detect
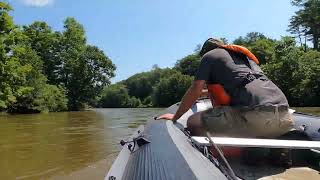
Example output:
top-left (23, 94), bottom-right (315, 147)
top-left (191, 136), bottom-right (320, 150)
top-left (191, 136), bottom-right (320, 179)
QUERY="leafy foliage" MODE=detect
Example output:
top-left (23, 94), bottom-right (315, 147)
top-left (22, 22), bottom-right (62, 84)
top-left (21, 17), bottom-right (116, 111)
top-left (152, 72), bottom-right (193, 107)
top-left (66, 45), bottom-right (115, 110)
top-left (233, 32), bottom-right (275, 64)
top-left (2, 1), bottom-right (320, 111)
top-left (0, 3), bottom-right (115, 113)
top-left (99, 84), bottom-right (141, 108)
top-left (99, 68), bottom-right (185, 107)
top-left (123, 68), bottom-right (179, 100)
top-left (174, 54), bottom-right (201, 76)
top-left (124, 72), bottom-right (155, 100)
top-left (262, 36), bottom-right (320, 106)
top-left (0, 2), bottom-right (14, 35)
top-left (289, 0), bottom-right (320, 50)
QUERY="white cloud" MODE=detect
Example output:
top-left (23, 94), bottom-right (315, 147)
top-left (22, 0), bottom-right (54, 7)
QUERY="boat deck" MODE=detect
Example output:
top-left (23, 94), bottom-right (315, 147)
top-left (177, 99), bottom-right (320, 179)
top-left (229, 157), bottom-right (320, 180)
top-left (107, 99), bottom-right (320, 180)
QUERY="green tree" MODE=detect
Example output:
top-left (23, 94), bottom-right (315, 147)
top-left (233, 32), bottom-right (267, 46)
top-left (0, 3), bottom-right (67, 113)
top-left (23, 22), bottom-right (62, 84)
top-left (46, 17), bottom-right (116, 110)
top-left (289, 0), bottom-right (320, 50)
top-left (33, 85), bottom-right (68, 112)
top-left (99, 84), bottom-right (140, 108)
top-left (99, 84), bottom-right (130, 108)
top-left (152, 72), bottom-right (193, 107)
top-left (125, 72), bottom-right (154, 100)
top-left (248, 39), bottom-right (275, 64)
top-left (127, 96), bottom-right (142, 108)
top-left (233, 32), bottom-right (275, 64)
top-left (262, 37), bottom-right (304, 106)
top-left (22, 18), bottom-right (116, 110)
top-left (142, 96), bottom-right (153, 107)
top-left (0, 2), bottom-right (14, 35)
top-left (291, 50), bottom-right (320, 106)
top-left (57, 17), bottom-right (86, 110)
top-left (5, 33), bottom-right (67, 113)
top-left (124, 68), bottom-right (180, 104)
top-left (174, 54), bottom-right (201, 76)
top-left (0, 3), bottom-right (39, 111)
top-left (99, 67), bottom-right (185, 108)
top-left (67, 45), bottom-right (115, 109)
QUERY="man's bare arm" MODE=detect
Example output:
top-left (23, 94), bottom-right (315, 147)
top-left (172, 80), bottom-right (205, 121)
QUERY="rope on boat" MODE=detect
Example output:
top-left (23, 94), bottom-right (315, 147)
top-left (206, 132), bottom-right (238, 180)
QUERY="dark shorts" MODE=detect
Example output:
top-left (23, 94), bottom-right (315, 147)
top-left (201, 106), bottom-right (294, 138)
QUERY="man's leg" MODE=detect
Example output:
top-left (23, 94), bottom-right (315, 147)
top-left (188, 107), bottom-right (249, 137)
top-left (243, 108), bottom-right (294, 138)
top-left (187, 112), bottom-right (207, 136)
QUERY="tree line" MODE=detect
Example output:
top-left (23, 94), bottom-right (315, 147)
top-left (0, 2), bottom-right (115, 113)
top-left (1, 0), bottom-right (319, 112)
top-left (98, 0), bottom-right (320, 108)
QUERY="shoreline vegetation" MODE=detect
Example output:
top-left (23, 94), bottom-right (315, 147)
top-left (98, 0), bottom-right (320, 109)
top-left (0, 2), bottom-right (115, 113)
top-left (1, 0), bottom-right (320, 114)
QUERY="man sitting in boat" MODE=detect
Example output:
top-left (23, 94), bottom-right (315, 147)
top-left (159, 38), bottom-right (294, 138)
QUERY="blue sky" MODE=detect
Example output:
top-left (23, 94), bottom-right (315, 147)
top-left (7, 0), bottom-right (297, 83)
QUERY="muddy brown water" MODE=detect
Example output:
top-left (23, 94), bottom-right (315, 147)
top-left (0, 107), bottom-right (319, 180)
top-left (0, 108), bottom-right (163, 180)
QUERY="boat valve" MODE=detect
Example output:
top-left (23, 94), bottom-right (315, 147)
top-left (128, 144), bottom-right (133, 151)
top-left (136, 137), bottom-right (150, 147)
top-left (120, 140), bottom-right (126, 146)
top-left (120, 135), bottom-right (151, 153)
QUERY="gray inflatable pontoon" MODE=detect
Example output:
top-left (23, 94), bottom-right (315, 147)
top-left (106, 99), bottom-right (320, 180)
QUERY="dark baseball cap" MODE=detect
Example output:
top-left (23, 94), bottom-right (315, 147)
top-left (199, 38), bottom-right (224, 57)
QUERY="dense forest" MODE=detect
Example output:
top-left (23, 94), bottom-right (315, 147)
top-left (98, 0), bottom-right (320, 108)
top-left (1, 0), bottom-right (320, 113)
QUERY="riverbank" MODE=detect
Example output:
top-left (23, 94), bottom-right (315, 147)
top-left (2, 106), bottom-right (320, 115)
top-left (293, 107), bottom-right (320, 116)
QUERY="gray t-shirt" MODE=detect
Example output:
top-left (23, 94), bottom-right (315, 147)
top-left (195, 48), bottom-right (289, 107)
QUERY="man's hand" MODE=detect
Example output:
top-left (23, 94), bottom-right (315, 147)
top-left (155, 80), bottom-right (205, 122)
top-left (156, 113), bottom-right (175, 121)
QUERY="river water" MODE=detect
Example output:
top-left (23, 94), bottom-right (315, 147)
top-left (1, 107), bottom-right (320, 180)
top-left (0, 108), bottom-right (163, 180)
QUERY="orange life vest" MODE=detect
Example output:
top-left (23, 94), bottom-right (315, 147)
top-left (207, 45), bottom-right (260, 106)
